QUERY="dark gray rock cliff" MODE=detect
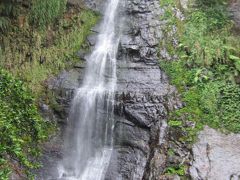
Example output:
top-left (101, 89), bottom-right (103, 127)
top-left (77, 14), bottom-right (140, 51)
top-left (105, 0), bottom-right (181, 179)
top-left (37, 0), bottom-right (183, 179)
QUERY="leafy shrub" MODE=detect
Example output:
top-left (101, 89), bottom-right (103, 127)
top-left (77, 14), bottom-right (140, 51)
top-left (218, 84), bottom-right (240, 132)
top-left (162, 61), bottom-right (240, 141)
top-left (158, 0), bottom-right (240, 177)
top-left (0, 69), bottom-right (47, 178)
top-left (160, 0), bottom-right (240, 140)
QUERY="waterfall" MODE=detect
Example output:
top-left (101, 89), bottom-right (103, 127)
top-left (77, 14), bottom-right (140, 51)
top-left (57, 0), bottom-right (120, 179)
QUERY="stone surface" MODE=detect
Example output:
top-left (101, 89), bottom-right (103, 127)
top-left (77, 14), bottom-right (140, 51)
top-left (37, 0), bottom-right (182, 179)
top-left (190, 126), bottom-right (240, 180)
top-left (229, 0), bottom-right (240, 28)
top-left (104, 0), bottom-right (182, 179)
top-left (82, 0), bottom-right (107, 12)
top-left (38, 1), bottom-right (240, 180)
top-left (67, 0), bottom-right (105, 11)
top-left (35, 134), bottom-right (64, 179)
top-left (180, 0), bottom-right (189, 9)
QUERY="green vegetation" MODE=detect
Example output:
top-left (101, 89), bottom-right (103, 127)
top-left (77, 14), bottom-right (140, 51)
top-left (0, 69), bottom-right (47, 179)
top-left (0, 1), bottom-right (13, 32)
top-left (1, 10), bottom-right (98, 96)
top-left (161, 0), bottom-right (240, 139)
top-left (160, 0), bottom-right (240, 176)
top-left (168, 120), bottom-right (183, 127)
top-left (165, 165), bottom-right (186, 176)
top-left (0, 0), bottom-right (99, 178)
top-left (0, 17), bottom-right (10, 32)
top-left (30, 0), bottom-right (67, 27)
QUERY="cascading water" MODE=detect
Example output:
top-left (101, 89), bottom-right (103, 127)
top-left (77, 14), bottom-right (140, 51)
top-left (57, 0), bottom-right (120, 179)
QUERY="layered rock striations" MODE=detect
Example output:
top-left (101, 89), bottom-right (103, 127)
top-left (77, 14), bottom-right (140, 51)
top-left (38, 0), bottom-right (182, 179)
top-left (105, 0), bottom-right (181, 179)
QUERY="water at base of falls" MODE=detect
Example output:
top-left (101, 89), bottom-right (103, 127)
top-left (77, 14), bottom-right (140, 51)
top-left (58, 148), bottom-right (112, 180)
top-left (56, 0), bottom-right (120, 179)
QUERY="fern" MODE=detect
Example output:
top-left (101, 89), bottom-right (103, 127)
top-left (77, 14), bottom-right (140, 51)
top-left (0, 17), bottom-right (9, 32)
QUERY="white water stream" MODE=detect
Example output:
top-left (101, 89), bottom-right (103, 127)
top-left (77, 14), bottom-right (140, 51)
top-left (57, 0), bottom-right (120, 179)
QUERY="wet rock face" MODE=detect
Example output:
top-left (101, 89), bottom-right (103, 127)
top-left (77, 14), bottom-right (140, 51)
top-left (36, 67), bottom-right (86, 179)
top-left (39, 0), bottom-right (182, 179)
top-left (190, 127), bottom-right (240, 180)
top-left (120, 0), bottom-right (165, 65)
top-left (42, 1), bottom-right (240, 180)
top-left (47, 65), bottom-right (85, 124)
top-left (105, 0), bottom-right (181, 179)
top-left (67, 0), bottom-right (106, 11)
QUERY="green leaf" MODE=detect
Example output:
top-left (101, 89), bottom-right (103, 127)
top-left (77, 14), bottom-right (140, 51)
top-left (229, 55), bottom-right (240, 61)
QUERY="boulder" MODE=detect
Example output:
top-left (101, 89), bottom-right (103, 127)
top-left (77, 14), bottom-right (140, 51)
top-left (190, 127), bottom-right (240, 180)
